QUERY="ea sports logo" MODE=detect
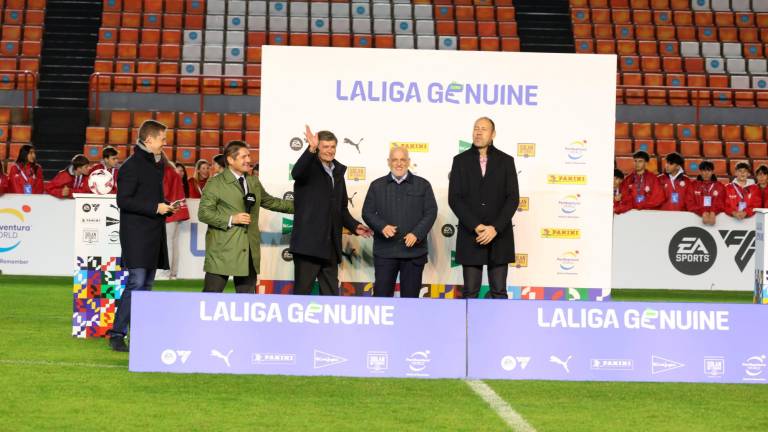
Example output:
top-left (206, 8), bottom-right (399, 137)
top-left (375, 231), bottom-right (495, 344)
top-left (668, 227), bottom-right (717, 275)
top-left (289, 137), bottom-right (303, 151)
top-left (441, 224), bottom-right (455, 238)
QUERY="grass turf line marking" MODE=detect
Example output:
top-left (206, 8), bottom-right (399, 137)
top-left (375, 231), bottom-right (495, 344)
top-left (0, 359), bottom-right (125, 369)
top-left (465, 379), bottom-right (537, 432)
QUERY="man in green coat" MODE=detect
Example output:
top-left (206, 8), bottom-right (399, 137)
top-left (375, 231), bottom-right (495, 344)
top-left (199, 140), bottom-right (294, 293)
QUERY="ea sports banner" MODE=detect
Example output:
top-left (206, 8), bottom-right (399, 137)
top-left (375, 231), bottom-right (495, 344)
top-left (467, 300), bottom-right (768, 384)
top-left (129, 291), bottom-right (467, 378)
top-left (613, 210), bottom-right (757, 291)
top-left (258, 46), bottom-right (616, 294)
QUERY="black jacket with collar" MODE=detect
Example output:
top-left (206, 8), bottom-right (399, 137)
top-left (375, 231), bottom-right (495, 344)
top-left (116, 144), bottom-right (169, 269)
top-left (289, 148), bottom-right (361, 262)
top-left (448, 144), bottom-right (519, 265)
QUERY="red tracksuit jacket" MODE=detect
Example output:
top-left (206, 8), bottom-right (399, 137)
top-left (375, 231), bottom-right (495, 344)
top-left (724, 181), bottom-right (760, 217)
top-left (658, 171), bottom-right (691, 211)
top-left (45, 168), bottom-right (91, 198)
top-left (686, 178), bottom-right (726, 216)
top-left (187, 177), bottom-right (207, 199)
top-left (0, 173), bottom-right (7, 195)
top-left (164, 164), bottom-right (190, 223)
top-left (6, 162), bottom-right (44, 194)
top-left (616, 170), bottom-right (665, 214)
top-left (88, 162), bottom-right (119, 194)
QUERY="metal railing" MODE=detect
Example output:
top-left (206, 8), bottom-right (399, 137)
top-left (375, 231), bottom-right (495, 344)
top-left (0, 70), bottom-right (37, 122)
top-left (616, 85), bottom-right (768, 123)
top-left (88, 72), bottom-right (261, 123)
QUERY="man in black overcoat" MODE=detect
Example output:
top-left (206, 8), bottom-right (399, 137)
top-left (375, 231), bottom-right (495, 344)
top-left (448, 117), bottom-right (520, 299)
top-left (289, 126), bottom-right (372, 295)
top-left (108, 120), bottom-right (176, 351)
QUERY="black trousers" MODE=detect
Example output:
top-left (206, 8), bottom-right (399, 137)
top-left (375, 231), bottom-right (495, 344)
top-left (462, 264), bottom-right (509, 299)
top-left (293, 252), bottom-right (339, 295)
top-left (373, 255), bottom-right (427, 298)
top-left (203, 253), bottom-right (257, 294)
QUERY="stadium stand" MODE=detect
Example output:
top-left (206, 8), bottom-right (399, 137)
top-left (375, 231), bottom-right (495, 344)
top-left (572, 0), bottom-right (768, 106)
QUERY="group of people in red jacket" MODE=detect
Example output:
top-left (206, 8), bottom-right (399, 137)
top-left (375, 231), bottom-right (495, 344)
top-left (614, 150), bottom-right (768, 225)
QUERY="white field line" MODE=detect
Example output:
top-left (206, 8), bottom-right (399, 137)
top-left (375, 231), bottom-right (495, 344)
top-left (465, 379), bottom-right (537, 432)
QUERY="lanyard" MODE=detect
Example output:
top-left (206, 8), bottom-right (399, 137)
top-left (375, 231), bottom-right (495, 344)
top-left (669, 172), bottom-right (682, 192)
top-left (733, 182), bottom-right (746, 201)
top-left (74, 175), bottom-right (82, 189)
top-left (15, 163), bottom-right (33, 183)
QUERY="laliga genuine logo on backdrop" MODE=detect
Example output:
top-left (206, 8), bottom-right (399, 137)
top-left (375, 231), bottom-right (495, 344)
top-left (517, 143), bottom-right (536, 158)
top-left (565, 140), bottom-right (588, 163)
top-left (335, 80), bottom-right (539, 107)
top-left (557, 250), bottom-right (580, 274)
top-left (0, 205), bottom-right (32, 253)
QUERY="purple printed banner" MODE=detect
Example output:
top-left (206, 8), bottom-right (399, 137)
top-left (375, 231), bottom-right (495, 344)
top-left (129, 292), bottom-right (466, 378)
top-left (468, 300), bottom-right (768, 384)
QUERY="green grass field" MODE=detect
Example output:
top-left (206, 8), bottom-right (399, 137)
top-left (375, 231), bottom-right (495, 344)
top-left (1, 275), bottom-right (766, 431)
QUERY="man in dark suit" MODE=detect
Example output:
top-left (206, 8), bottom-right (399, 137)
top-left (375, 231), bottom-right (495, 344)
top-left (448, 117), bottom-right (519, 299)
top-left (108, 120), bottom-right (177, 351)
top-left (362, 146), bottom-right (437, 298)
top-left (290, 126), bottom-right (373, 295)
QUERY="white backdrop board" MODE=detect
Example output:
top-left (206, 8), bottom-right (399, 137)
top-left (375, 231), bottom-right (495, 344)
top-left (613, 210), bottom-right (756, 291)
top-left (0, 194), bottom-right (74, 275)
top-left (258, 46), bottom-right (616, 291)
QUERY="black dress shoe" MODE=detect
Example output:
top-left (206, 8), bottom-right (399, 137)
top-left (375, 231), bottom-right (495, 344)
top-left (109, 336), bottom-right (129, 352)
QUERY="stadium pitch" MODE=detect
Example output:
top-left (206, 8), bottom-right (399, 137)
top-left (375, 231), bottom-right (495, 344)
top-left (1, 275), bottom-right (765, 431)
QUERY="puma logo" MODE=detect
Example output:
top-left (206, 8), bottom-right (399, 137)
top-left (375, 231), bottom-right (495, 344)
top-left (347, 191), bottom-right (358, 207)
top-left (343, 137), bottom-right (363, 153)
top-left (211, 349), bottom-right (234, 367)
top-left (549, 355), bottom-right (573, 373)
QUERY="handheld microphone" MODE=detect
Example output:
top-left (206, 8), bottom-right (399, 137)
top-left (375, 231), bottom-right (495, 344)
top-left (244, 193), bottom-right (256, 213)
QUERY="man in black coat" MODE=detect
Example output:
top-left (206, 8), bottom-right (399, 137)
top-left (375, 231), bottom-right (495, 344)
top-left (290, 126), bottom-right (373, 295)
top-left (448, 117), bottom-right (519, 299)
top-left (108, 120), bottom-right (177, 351)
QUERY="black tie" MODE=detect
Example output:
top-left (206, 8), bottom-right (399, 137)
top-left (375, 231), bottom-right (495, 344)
top-left (238, 176), bottom-right (246, 194)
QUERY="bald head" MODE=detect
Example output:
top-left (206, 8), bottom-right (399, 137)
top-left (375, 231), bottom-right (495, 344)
top-left (388, 146), bottom-right (410, 178)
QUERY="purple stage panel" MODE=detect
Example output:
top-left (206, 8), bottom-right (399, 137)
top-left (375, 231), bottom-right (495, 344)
top-left (468, 300), bottom-right (768, 384)
top-left (129, 292), bottom-right (466, 378)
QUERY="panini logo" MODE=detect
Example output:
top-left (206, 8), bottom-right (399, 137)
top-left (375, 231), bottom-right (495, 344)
top-left (548, 174), bottom-right (587, 185)
top-left (517, 143), bottom-right (536, 158)
top-left (511, 254), bottom-right (528, 268)
top-left (591, 358), bottom-right (634, 371)
top-left (391, 142), bottom-right (429, 152)
top-left (347, 167), bottom-right (366, 181)
top-left (541, 228), bottom-right (581, 239)
top-left (518, 197), bottom-right (529, 211)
